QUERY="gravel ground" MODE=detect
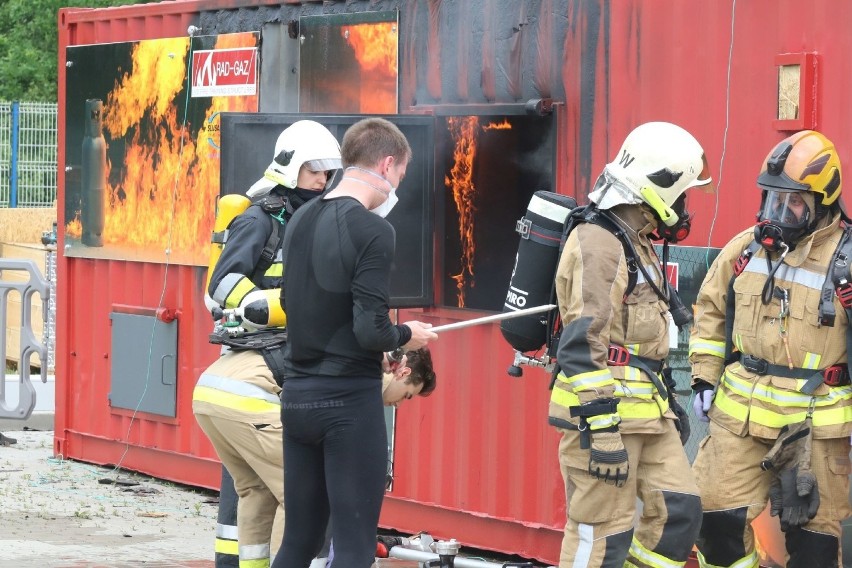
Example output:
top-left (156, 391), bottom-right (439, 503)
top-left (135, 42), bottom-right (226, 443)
top-left (0, 429), bottom-right (219, 567)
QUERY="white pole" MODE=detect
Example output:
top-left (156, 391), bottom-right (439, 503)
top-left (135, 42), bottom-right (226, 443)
top-left (429, 304), bottom-right (557, 333)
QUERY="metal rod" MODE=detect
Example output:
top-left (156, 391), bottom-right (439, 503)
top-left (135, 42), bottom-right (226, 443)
top-left (388, 546), bottom-right (506, 568)
top-left (429, 304), bottom-right (556, 333)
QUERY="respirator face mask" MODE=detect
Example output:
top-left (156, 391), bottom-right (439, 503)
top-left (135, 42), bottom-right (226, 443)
top-left (651, 193), bottom-right (692, 243)
top-left (754, 189), bottom-right (812, 252)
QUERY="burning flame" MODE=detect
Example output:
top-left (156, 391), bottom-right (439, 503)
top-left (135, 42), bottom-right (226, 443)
top-left (66, 34), bottom-right (257, 263)
top-left (445, 116), bottom-right (480, 307)
top-left (482, 119), bottom-right (512, 131)
top-left (342, 22), bottom-right (398, 76)
top-left (341, 22), bottom-right (398, 114)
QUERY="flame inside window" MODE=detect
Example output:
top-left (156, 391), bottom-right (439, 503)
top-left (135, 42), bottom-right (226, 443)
top-left (65, 34), bottom-right (257, 265)
top-left (442, 115), bottom-right (555, 312)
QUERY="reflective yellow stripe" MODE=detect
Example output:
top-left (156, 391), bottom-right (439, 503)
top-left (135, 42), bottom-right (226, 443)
top-left (239, 559), bottom-right (270, 568)
top-left (713, 387), bottom-right (749, 422)
top-left (215, 538), bottom-right (239, 556)
top-left (588, 413), bottom-right (621, 430)
top-left (193, 386), bottom-right (281, 414)
top-left (556, 368), bottom-right (615, 392)
top-left (689, 338), bottom-right (725, 358)
top-left (802, 352), bottom-right (821, 369)
top-left (265, 263), bottom-right (283, 277)
top-left (754, 382), bottom-right (852, 407)
top-left (550, 386), bottom-right (576, 409)
top-left (697, 549), bottom-right (758, 568)
top-left (615, 381), bottom-right (656, 399)
top-left (733, 334), bottom-right (744, 353)
top-left (629, 535), bottom-right (685, 568)
top-left (226, 277), bottom-right (258, 309)
top-left (624, 344), bottom-right (641, 355)
top-left (621, 399), bottom-right (667, 418)
top-left (750, 404), bottom-right (852, 429)
top-left (551, 389), bottom-right (664, 419)
top-left (622, 367), bottom-right (643, 382)
top-left (723, 370), bottom-right (852, 408)
top-left (716, 372), bottom-right (852, 428)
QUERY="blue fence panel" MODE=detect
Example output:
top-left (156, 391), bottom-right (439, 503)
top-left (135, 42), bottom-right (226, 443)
top-left (0, 101), bottom-right (57, 209)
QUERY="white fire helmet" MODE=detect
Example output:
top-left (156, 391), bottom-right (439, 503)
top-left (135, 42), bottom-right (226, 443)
top-left (247, 120), bottom-right (343, 198)
top-left (589, 121), bottom-right (713, 226)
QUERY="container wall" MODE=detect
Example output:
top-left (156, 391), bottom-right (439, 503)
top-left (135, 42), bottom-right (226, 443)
top-left (57, 1), bottom-right (852, 565)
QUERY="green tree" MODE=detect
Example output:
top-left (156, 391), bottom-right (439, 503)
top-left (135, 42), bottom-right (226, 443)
top-left (0, 0), bottom-right (150, 101)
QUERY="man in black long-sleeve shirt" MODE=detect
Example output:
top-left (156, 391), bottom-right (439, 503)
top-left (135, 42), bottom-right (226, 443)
top-left (272, 118), bottom-right (437, 568)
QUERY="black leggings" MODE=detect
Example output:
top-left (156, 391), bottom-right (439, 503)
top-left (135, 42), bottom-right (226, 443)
top-left (272, 376), bottom-right (387, 568)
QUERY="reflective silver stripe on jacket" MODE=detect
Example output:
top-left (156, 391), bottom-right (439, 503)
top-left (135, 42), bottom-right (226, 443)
top-left (741, 261), bottom-right (825, 291)
top-left (197, 373), bottom-right (281, 405)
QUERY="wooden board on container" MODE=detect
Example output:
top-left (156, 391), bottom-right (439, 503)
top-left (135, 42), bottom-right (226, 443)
top-left (0, 242), bottom-right (49, 369)
top-left (0, 207), bottom-right (56, 244)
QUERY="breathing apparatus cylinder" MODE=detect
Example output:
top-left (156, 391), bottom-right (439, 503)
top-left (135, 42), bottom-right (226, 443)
top-left (205, 194), bottom-right (252, 291)
top-left (500, 191), bottom-right (578, 353)
top-left (81, 99), bottom-right (106, 247)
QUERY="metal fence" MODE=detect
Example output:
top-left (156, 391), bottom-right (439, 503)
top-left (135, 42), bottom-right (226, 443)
top-left (0, 102), bottom-right (58, 208)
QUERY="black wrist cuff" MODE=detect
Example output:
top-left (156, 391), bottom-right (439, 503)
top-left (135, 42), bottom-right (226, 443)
top-left (692, 380), bottom-right (714, 393)
top-left (395, 324), bottom-right (412, 348)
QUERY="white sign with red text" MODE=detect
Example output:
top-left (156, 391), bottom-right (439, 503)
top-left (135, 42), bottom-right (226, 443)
top-left (191, 48), bottom-right (257, 97)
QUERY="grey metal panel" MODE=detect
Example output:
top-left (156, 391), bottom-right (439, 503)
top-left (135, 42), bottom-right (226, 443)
top-left (259, 23), bottom-right (300, 113)
top-left (109, 312), bottom-right (177, 417)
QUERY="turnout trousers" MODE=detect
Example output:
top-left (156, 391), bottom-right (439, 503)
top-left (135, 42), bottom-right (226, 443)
top-left (558, 420), bottom-right (701, 568)
top-left (193, 350), bottom-right (285, 568)
top-left (693, 421), bottom-right (852, 568)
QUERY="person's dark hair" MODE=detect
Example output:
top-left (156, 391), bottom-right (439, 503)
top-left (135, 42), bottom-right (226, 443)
top-left (341, 117), bottom-right (412, 169)
top-left (405, 347), bottom-right (436, 397)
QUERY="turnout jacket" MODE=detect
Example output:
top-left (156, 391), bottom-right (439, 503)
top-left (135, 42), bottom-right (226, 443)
top-left (549, 204), bottom-right (675, 434)
top-left (689, 213), bottom-right (852, 440)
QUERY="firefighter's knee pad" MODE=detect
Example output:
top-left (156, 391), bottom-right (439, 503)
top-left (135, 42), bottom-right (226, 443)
top-left (696, 507), bottom-right (748, 567)
top-left (652, 491), bottom-right (702, 561)
top-left (600, 527), bottom-right (633, 568)
top-left (785, 528), bottom-right (839, 568)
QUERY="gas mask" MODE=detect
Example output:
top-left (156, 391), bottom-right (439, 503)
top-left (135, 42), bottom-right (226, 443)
top-left (651, 194), bottom-right (692, 243)
top-left (754, 189), bottom-right (813, 252)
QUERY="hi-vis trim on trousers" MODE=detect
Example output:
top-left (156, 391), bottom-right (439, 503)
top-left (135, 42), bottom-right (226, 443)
top-left (239, 543), bottom-right (271, 568)
top-left (627, 535), bottom-right (688, 568)
top-left (194, 372), bottom-right (281, 414)
top-left (696, 549), bottom-right (758, 568)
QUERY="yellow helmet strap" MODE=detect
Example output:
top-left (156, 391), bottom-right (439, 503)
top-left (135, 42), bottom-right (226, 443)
top-left (640, 186), bottom-right (678, 227)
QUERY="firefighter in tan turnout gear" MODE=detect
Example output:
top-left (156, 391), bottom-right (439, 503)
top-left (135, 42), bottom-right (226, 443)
top-left (550, 122), bottom-right (712, 568)
top-left (690, 130), bottom-right (852, 568)
top-left (193, 120), bottom-right (343, 568)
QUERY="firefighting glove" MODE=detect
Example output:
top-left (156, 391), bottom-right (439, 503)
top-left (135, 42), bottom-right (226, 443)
top-left (588, 430), bottom-right (629, 487)
top-left (569, 398), bottom-right (628, 486)
top-left (760, 421), bottom-right (813, 473)
top-left (691, 380), bottom-right (714, 423)
top-left (769, 466), bottom-right (820, 531)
